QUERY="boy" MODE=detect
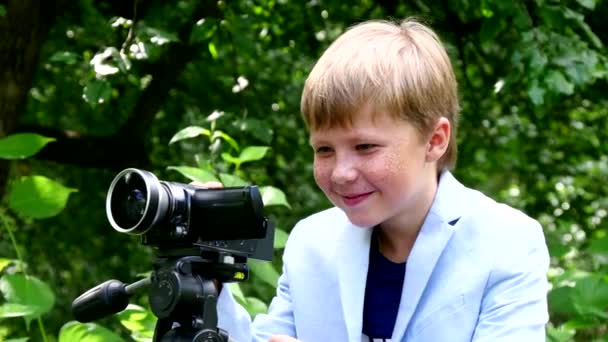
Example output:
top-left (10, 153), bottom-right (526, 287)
top-left (213, 17), bottom-right (550, 341)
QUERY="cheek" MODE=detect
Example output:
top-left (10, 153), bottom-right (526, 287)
top-left (313, 160), bottom-right (331, 188)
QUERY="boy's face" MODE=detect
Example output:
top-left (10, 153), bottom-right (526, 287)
top-left (309, 105), bottom-right (446, 231)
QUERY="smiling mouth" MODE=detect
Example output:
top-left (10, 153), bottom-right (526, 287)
top-left (341, 191), bottom-right (373, 206)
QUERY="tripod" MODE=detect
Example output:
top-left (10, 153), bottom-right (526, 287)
top-left (72, 252), bottom-right (247, 342)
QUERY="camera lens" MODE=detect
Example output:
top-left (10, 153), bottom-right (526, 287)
top-left (106, 168), bottom-right (168, 234)
top-left (124, 188), bottom-right (146, 224)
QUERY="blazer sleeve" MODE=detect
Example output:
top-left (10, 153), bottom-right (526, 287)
top-left (217, 255), bottom-right (297, 342)
top-left (471, 221), bottom-right (550, 341)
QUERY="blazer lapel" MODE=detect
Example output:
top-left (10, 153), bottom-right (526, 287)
top-left (335, 224), bottom-right (372, 342)
top-left (391, 214), bottom-right (455, 341)
top-left (391, 171), bottom-right (465, 341)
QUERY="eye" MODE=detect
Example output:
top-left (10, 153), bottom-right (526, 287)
top-left (356, 144), bottom-right (377, 151)
top-left (314, 146), bottom-right (333, 154)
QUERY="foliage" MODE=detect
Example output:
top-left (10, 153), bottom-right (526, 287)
top-left (0, 0), bottom-right (606, 341)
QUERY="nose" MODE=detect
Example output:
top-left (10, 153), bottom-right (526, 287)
top-left (330, 158), bottom-right (358, 185)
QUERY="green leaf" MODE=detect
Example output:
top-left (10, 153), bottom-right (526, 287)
top-left (571, 275), bottom-right (608, 319)
top-left (5, 338), bottom-right (29, 342)
top-left (527, 81), bottom-right (545, 105)
top-left (0, 133), bottom-right (55, 159)
top-left (0, 5), bottom-right (6, 17)
top-left (0, 303), bottom-right (37, 318)
top-left (169, 126), bottom-right (211, 144)
top-left (49, 51), bottom-right (80, 65)
top-left (546, 323), bottom-right (576, 342)
top-left (239, 146), bottom-right (270, 164)
top-left (242, 296), bottom-right (268, 318)
top-left (8, 175), bottom-right (77, 219)
top-left (218, 173), bottom-right (248, 187)
top-left (260, 186), bottom-right (291, 208)
top-left (167, 166), bottom-right (219, 183)
top-left (0, 258), bottom-right (11, 272)
top-left (545, 70), bottom-right (574, 95)
top-left (117, 304), bottom-right (156, 341)
top-left (227, 283), bottom-right (247, 305)
top-left (548, 286), bottom-right (577, 316)
top-left (0, 274), bottom-right (55, 321)
top-left (83, 79), bottom-right (112, 108)
top-left (588, 235), bottom-right (608, 257)
top-left (248, 260), bottom-right (279, 288)
top-left (208, 42), bottom-right (218, 59)
top-left (211, 131), bottom-right (240, 151)
top-left (59, 321), bottom-right (124, 342)
top-left (221, 153), bottom-right (242, 167)
top-left (273, 228), bottom-right (289, 249)
top-left (575, 0), bottom-right (596, 9)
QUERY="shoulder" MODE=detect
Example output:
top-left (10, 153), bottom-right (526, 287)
top-left (451, 182), bottom-right (548, 272)
top-left (287, 207), bottom-right (351, 241)
top-left (281, 207), bottom-right (351, 255)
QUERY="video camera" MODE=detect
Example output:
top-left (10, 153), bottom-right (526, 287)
top-left (72, 168), bottom-right (275, 341)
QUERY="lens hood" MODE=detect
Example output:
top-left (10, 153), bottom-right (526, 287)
top-left (106, 168), bottom-right (169, 234)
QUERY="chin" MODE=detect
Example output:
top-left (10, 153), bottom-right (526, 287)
top-left (344, 213), bottom-right (380, 229)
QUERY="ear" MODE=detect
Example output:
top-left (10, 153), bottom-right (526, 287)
top-left (425, 117), bottom-right (450, 163)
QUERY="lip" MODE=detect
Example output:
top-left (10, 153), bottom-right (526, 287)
top-left (341, 191), bottom-right (373, 207)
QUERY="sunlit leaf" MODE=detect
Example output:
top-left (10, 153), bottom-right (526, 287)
top-left (247, 260), bottom-right (279, 288)
top-left (167, 166), bottom-right (218, 183)
top-left (546, 323), bottom-right (576, 342)
top-left (0, 303), bottom-right (37, 318)
top-left (8, 175), bottom-right (77, 219)
top-left (260, 186), bottom-right (291, 208)
top-left (0, 133), bottom-right (55, 159)
top-left (273, 228), bottom-right (289, 249)
top-left (169, 126), bottom-right (211, 144)
top-left (0, 274), bottom-right (55, 322)
top-left (208, 42), bottom-right (218, 59)
top-left (0, 258), bottom-right (11, 272)
top-left (117, 304), bottom-right (156, 341)
top-left (239, 146), bottom-right (270, 164)
top-left (4, 338), bottom-right (29, 342)
top-left (58, 321), bottom-right (124, 342)
top-left (243, 296), bottom-right (268, 318)
top-left (218, 173), bottom-right (248, 187)
top-left (211, 131), bottom-right (239, 151)
top-left (227, 283), bottom-right (247, 305)
top-left (221, 153), bottom-right (242, 167)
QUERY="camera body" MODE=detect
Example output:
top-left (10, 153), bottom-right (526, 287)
top-left (106, 168), bottom-right (274, 261)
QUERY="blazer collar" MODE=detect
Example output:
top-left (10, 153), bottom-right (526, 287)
top-left (335, 170), bottom-right (467, 342)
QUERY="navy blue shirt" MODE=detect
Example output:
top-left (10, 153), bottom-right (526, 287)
top-left (362, 230), bottom-right (406, 341)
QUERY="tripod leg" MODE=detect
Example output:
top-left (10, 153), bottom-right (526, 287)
top-left (153, 318), bottom-right (174, 342)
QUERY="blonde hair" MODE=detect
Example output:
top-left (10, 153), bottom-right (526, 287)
top-left (301, 17), bottom-right (460, 170)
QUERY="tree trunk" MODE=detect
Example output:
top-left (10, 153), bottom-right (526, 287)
top-left (0, 0), bottom-right (67, 197)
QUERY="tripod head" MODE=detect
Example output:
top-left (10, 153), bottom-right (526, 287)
top-left (72, 249), bottom-right (247, 341)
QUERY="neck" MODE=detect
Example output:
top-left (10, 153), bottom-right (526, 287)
top-left (377, 170), bottom-right (440, 263)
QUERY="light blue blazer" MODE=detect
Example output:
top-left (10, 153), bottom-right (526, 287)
top-left (217, 171), bottom-right (550, 341)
